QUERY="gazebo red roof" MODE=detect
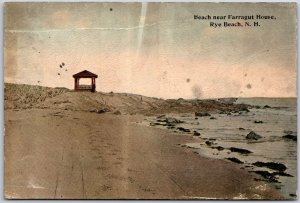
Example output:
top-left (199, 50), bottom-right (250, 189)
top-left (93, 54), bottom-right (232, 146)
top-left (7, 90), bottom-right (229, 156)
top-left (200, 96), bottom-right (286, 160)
top-left (73, 70), bottom-right (98, 78)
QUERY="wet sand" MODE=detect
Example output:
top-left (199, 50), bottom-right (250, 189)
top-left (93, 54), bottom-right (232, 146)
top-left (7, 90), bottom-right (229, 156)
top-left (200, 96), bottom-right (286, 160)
top-left (4, 109), bottom-right (282, 199)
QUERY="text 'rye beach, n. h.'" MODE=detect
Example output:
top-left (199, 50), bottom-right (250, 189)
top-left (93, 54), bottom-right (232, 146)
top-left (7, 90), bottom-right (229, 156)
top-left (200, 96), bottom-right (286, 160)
top-left (194, 14), bottom-right (276, 28)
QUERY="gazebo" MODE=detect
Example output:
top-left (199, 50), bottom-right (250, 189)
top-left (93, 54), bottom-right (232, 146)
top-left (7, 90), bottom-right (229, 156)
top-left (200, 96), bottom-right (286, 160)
top-left (73, 70), bottom-right (98, 92)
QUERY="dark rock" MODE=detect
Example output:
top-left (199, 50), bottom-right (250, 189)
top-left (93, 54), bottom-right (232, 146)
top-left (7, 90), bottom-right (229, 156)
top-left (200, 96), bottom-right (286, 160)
top-left (246, 131), bottom-right (262, 140)
top-left (289, 194), bottom-right (297, 198)
top-left (227, 112), bottom-right (232, 115)
top-left (156, 115), bottom-right (166, 119)
top-left (193, 131), bottom-right (201, 136)
top-left (195, 112), bottom-right (211, 117)
top-left (240, 106), bottom-right (250, 112)
top-left (209, 138), bottom-right (216, 141)
top-left (205, 141), bottom-right (213, 146)
top-left (210, 117), bottom-right (216, 120)
top-left (273, 171), bottom-right (293, 177)
top-left (177, 127), bottom-right (190, 133)
top-left (226, 157), bottom-right (244, 164)
top-left (252, 161), bottom-right (287, 172)
top-left (113, 110), bottom-right (121, 115)
top-left (194, 117), bottom-right (198, 120)
top-left (157, 117), bottom-right (183, 125)
top-left (252, 171), bottom-right (279, 183)
top-left (161, 122), bottom-right (176, 127)
top-left (238, 127), bottom-right (245, 130)
top-left (165, 117), bottom-right (184, 124)
top-left (217, 146), bottom-right (224, 151)
top-left (229, 147), bottom-right (252, 154)
top-left (263, 105), bottom-right (271, 109)
top-left (97, 108), bottom-right (110, 113)
top-left (150, 122), bottom-right (162, 126)
top-left (211, 146), bottom-right (224, 151)
top-left (254, 120), bottom-right (263, 124)
top-left (283, 134), bottom-right (297, 141)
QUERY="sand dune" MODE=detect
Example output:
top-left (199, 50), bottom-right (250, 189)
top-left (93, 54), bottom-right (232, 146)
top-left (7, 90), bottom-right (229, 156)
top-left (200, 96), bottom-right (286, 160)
top-left (5, 83), bottom-right (249, 115)
top-left (4, 83), bottom-right (69, 109)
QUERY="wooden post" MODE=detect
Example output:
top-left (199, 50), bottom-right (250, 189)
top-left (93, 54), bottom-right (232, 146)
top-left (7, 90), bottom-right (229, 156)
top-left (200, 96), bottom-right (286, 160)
top-left (91, 77), bottom-right (94, 92)
top-left (74, 78), bottom-right (79, 90)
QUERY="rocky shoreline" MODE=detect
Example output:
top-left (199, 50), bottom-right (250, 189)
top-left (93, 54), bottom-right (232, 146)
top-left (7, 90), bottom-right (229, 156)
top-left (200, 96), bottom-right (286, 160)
top-left (144, 105), bottom-right (297, 198)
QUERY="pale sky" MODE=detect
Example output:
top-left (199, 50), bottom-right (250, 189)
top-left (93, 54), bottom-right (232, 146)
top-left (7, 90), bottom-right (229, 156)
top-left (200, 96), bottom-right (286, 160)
top-left (4, 3), bottom-right (297, 99)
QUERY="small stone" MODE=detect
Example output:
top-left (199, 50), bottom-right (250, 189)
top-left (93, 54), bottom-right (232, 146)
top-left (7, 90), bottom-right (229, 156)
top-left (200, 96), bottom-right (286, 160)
top-left (252, 161), bottom-right (287, 172)
top-left (246, 131), bottom-right (262, 140)
top-left (229, 147), bottom-right (252, 154)
top-left (177, 127), bottom-right (190, 133)
top-left (113, 110), bottom-right (121, 115)
top-left (195, 112), bottom-right (211, 117)
top-left (156, 114), bottom-right (165, 118)
top-left (211, 146), bottom-right (224, 151)
top-left (226, 157), bottom-right (244, 164)
top-left (205, 141), bottom-right (213, 146)
top-left (97, 107), bottom-right (110, 114)
top-left (283, 134), bottom-right (297, 141)
top-left (252, 171), bottom-right (279, 183)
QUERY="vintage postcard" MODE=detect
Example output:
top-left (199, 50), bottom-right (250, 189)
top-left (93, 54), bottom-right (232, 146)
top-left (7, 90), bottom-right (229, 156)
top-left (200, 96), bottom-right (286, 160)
top-left (4, 2), bottom-right (297, 200)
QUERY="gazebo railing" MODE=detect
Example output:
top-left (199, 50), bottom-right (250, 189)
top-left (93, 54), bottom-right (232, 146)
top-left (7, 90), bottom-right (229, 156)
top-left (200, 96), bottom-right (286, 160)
top-left (78, 85), bottom-right (92, 89)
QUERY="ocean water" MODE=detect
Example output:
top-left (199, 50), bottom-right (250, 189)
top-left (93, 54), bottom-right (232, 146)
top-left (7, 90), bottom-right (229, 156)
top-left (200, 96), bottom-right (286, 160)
top-left (145, 98), bottom-right (297, 199)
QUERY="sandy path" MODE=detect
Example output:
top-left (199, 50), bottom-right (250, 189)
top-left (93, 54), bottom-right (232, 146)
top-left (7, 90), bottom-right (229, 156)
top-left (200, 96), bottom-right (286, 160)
top-left (4, 109), bottom-right (282, 199)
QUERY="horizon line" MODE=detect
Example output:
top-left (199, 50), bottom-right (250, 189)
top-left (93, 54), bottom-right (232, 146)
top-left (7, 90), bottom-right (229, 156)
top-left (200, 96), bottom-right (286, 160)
top-left (4, 82), bottom-right (297, 100)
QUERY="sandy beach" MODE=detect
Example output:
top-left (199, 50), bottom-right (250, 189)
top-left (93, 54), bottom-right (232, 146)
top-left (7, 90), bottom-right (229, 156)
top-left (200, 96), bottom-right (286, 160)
top-left (4, 84), bottom-right (291, 199)
top-left (4, 2), bottom-right (297, 200)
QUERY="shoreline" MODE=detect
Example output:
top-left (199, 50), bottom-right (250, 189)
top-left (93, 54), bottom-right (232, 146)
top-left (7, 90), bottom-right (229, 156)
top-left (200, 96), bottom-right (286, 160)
top-left (143, 107), bottom-right (297, 199)
top-left (5, 108), bottom-right (283, 199)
